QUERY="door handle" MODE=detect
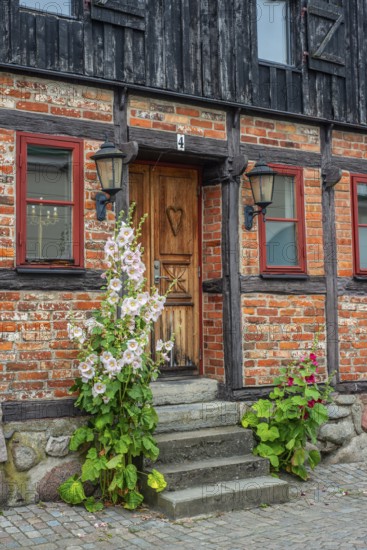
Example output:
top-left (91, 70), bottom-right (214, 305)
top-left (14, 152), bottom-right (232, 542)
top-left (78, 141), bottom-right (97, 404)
top-left (154, 260), bottom-right (170, 285)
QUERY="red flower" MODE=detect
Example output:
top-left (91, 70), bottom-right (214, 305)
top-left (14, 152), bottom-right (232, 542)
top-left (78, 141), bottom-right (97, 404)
top-left (310, 353), bottom-right (317, 362)
top-left (287, 377), bottom-right (294, 386)
top-left (307, 399), bottom-right (316, 408)
top-left (305, 374), bottom-right (316, 384)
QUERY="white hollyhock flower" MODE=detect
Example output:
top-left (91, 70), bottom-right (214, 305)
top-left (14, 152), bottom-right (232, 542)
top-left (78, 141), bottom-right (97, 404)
top-left (79, 363), bottom-right (95, 380)
top-left (164, 341), bottom-right (174, 351)
top-left (107, 292), bottom-right (119, 306)
top-left (92, 382), bottom-right (106, 397)
top-left (104, 239), bottom-right (117, 257)
top-left (108, 278), bottom-right (122, 292)
top-left (156, 339), bottom-right (164, 352)
top-left (123, 349), bottom-right (135, 364)
top-left (101, 351), bottom-right (113, 363)
top-left (67, 324), bottom-right (85, 343)
top-left (85, 353), bottom-right (98, 366)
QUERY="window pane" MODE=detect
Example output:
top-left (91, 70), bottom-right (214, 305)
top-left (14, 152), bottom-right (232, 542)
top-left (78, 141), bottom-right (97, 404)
top-left (266, 175), bottom-right (295, 219)
top-left (26, 204), bottom-right (73, 261)
top-left (20, 0), bottom-right (71, 15)
top-left (27, 145), bottom-right (72, 202)
top-left (359, 227), bottom-right (367, 269)
top-left (358, 184), bottom-right (367, 225)
top-left (257, 0), bottom-right (289, 64)
top-left (266, 221), bottom-right (298, 266)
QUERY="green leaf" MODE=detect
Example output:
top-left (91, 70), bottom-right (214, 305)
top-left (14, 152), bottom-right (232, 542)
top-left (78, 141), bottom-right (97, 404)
top-left (308, 449), bottom-right (321, 470)
top-left (123, 490), bottom-right (144, 510)
top-left (84, 497), bottom-right (104, 513)
top-left (81, 453), bottom-right (107, 482)
top-left (305, 387), bottom-right (320, 400)
top-left (290, 464), bottom-right (308, 481)
top-left (95, 412), bottom-right (114, 431)
top-left (310, 403), bottom-right (328, 426)
top-left (142, 436), bottom-right (159, 461)
top-left (291, 448), bottom-right (306, 467)
top-left (285, 438), bottom-right (295, 451)
top-left (291, 396), bottom-right (307, 407)
top-left (106, 454), bottom-right (124, 470)
top-left (69, 427), bottom-right (94, 451)
top-left (108, 471), bottom-right (125, 492)
top-left (256, 423), bottom-right (279, 442)
top-left (147, 469), bottom-right (167, 493)
top-left (269, 386), bottom-right (284, 399)
top-left (115, 435), bottom-right (132, 454)
top-left (253, 399), bottom-right (273, 419)
top-left (268, 454), bottom-right (279, 468)
top-left (241, 411), bottom-right (259, 428)
top-left (58, 475), bottom-right (86, 505)
top-left (140, 406), bottom-right (158, 430)
top-left (124, 464), bottom-right (138, 490)
top-left (127, 385), bottom-right (144, 400)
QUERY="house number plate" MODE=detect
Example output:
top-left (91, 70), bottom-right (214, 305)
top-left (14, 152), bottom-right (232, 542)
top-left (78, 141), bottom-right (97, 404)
top-left (177, 134), bottom-right (185, 151)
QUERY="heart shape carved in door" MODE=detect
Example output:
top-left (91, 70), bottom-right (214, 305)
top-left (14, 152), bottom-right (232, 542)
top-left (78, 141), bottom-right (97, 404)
top-left (166, 206), bottom-right (184, 236)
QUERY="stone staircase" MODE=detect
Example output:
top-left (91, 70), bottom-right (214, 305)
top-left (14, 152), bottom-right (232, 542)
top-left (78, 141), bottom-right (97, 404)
top-left (142, 377), bottom-right (289, 519)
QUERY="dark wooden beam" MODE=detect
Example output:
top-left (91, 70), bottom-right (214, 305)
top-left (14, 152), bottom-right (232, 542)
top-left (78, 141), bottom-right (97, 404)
top-left (202, 279), bottom-right (223, 293)
top-left (331, 155), bottom-right (367, 174)
top-left (0, 108), bottom-right (113, 140)
top-left (2, 399), bottom-right (85, 423)
top-left (221, 109), bottom-right (243, 391)
top-left (0, 269), bottom-right (104, 291)
top-left (240, 275), bottom-right (327, 295)
top-left (128, 126), bottom-right (229, 159)
top-left (240, 143), bottom-right (321, 167)
top-left (321, 125), bottom-right (339, 378)
top-left (338, 277), bottom-right (367, 294)
top-left (202, 154), bottom-right (248, 186)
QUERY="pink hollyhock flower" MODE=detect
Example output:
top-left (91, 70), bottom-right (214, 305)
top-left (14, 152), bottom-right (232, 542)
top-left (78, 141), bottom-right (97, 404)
top-left (305, 374), bottom-right (316, 384)
top-left (287, 377), bottom-right (294, 386)
top-left (309, 353), bottom-right (317, 362)
top-left (307, 399), bottom-right (316, 408)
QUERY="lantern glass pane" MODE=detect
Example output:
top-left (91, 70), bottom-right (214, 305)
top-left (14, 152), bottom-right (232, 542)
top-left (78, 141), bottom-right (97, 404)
top-left (251, 174), bottom-right (274, 205)
top-left (96, 158), bottom-right (114, 190)
top-left (112, 157), bottom-right (123, 189)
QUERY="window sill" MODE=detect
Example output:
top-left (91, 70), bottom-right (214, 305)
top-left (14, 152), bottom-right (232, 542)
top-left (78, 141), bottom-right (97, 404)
top-left (16, 267), bottom-right (86, 275)
top-left (353, 276), bottom-right (367, 282)
top-left (260, 273), bottom-right (308, 280)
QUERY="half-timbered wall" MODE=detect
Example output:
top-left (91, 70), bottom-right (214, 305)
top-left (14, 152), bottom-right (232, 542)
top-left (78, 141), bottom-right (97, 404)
top-left (1, 0), bottom-right (367, 125)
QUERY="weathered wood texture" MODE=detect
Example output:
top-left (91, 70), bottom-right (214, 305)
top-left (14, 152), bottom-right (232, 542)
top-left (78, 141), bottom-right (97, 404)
top-left (0, 269), bottom-right (104, 291)
top-left (2, 399), bottom-right (85, 422)
top-left (0, 0), bottom-right (366, 124)
top-left (240, 276), bottom-right (327, 295)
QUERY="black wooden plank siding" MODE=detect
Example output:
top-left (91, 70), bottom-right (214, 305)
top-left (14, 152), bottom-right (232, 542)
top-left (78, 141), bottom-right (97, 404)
top-left (0, 1), bottom-right (367, 126)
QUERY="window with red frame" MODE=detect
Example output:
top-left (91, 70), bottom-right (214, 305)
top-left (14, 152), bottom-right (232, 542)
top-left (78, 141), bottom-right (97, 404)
top-left (17, 133), bottom-right (83, 268)
top-left (258, 165), bottom-right (306, 274)
top-left (352, 175), bottom-right (367, 276)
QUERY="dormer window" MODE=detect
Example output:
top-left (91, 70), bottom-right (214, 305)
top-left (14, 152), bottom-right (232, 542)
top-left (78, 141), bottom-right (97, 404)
top-left (257, 0), bottom-right (292, 65)
top-left (19, 0), bottom-right (72, 16)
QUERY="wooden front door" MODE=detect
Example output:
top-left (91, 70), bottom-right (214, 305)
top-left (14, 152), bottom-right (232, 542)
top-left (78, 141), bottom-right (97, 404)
top-left (129, 164), bottom-right (200, 375)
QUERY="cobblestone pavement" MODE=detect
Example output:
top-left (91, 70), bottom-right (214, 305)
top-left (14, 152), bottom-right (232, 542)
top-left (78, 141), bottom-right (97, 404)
top-left (1, 463), bottom-right (367, 549)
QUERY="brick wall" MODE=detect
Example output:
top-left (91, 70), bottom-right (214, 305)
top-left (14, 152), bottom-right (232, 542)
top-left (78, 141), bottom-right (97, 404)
top-left (334, 170), bottom-right (353, 278)
top-left (332, 129), bottom-right (367, 158)
top-left (0, 291), bottom-right (102, 401)
top-left (242, 294), bottom-right (326, 386)
top-left (240, 116), bottom-right (320, 152)
top-left (202, 294), bottom-right (224, 380)
top-left (0, 128), bottom-right (15, 269)
top-left (128, 97), bottom-right (227, 140)
top-left (339, 296), bottom-right (367, 382)
top-left (202, 185), bottom-right (222, 280)
top-left (0, 72), bottom-right (113, 122)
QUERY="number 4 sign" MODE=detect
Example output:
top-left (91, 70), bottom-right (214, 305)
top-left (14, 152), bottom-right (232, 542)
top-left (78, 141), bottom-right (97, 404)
top-left (177, 134), bottom-right (185, 151)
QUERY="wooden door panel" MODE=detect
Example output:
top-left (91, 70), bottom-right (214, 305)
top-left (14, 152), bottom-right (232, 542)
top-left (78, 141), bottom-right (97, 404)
top-left (129, 164), bottom-right (200, 374)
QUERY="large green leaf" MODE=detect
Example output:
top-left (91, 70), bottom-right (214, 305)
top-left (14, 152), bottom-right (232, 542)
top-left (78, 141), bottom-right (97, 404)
top-left (58, 475), bottom-right (86, 505)
top-left (291, 448), bottom-right (306, 467)
top-left (147, 469), bottom-right (167, 493)
top-left (304, 387), bottom-right (320, 400)
top-left (253, 399), bottom-right (273, 419)
top-left (308, 449), bottom-right (321, 470)
top-left (123, 490), bottom-right (144, 510)
top-left (95, 412), bottom-right (114, 431)
top-left (290, 464), bottom-right (308, 480)
top-left (256, 423), bottom-right (279, 442)
top-left (115, 435), bottom-right (132, 454)
top-left (310, 403), bottom-right (328, 426)
top-left (142, 436), bottom-right (159, 460)
top-left (106, 454), bottom-right (124, 470)
top-left (241, 411), bottom-right (259, 428)
top-left (124, 464), bottom-right (138, 490)
top-left (108, 470), bottom-right (125, 492)
top-left (81, 453), bottom-right (107, 482)
top-left (69, 427), bottom-right (94, 451)
top-left (84, 497), bottom-right (104, 512)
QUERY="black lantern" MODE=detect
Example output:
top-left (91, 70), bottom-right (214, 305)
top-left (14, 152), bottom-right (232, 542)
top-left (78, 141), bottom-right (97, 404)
top-left (245, 160), bottom-right (277, 230)
top-left (91, 138), bottom-right (127, 221)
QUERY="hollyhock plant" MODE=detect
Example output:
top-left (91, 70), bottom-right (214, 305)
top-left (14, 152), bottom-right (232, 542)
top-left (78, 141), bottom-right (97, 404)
top-left (242, 335), bottom-right (335, 481)
top-left (59, 207), bottom-right (171, 512)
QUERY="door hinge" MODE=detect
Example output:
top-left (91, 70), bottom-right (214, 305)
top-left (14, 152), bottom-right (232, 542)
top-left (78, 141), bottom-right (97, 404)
top-left (199, 349), bottom-right (202, 361)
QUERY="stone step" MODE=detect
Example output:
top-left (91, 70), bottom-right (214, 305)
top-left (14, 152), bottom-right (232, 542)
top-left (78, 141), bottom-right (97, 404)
top-left (152, 377), bottom-right (218, 406)
top-left (155, 401), bottom-right (241, 434)
top-left (152, 476), bottom-right (290, 519)
top-left (152, 426), bottom-right (254, 464)
top-left (148, 455), bottom-right (269, 492)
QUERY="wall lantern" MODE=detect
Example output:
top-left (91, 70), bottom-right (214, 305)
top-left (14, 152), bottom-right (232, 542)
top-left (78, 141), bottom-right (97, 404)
top-left (91, 138), bottom-right (127, 221)
top-left (244, 160), bottom-right (277, 230)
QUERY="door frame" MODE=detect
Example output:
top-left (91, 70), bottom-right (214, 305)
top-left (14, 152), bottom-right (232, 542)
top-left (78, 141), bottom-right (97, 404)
top-left (129, 160), bottom-right (203, 375)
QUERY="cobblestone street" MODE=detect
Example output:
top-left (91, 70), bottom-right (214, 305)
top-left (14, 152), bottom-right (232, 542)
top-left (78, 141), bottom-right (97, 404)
top-left (1, 463), bottom-right (367, 549)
